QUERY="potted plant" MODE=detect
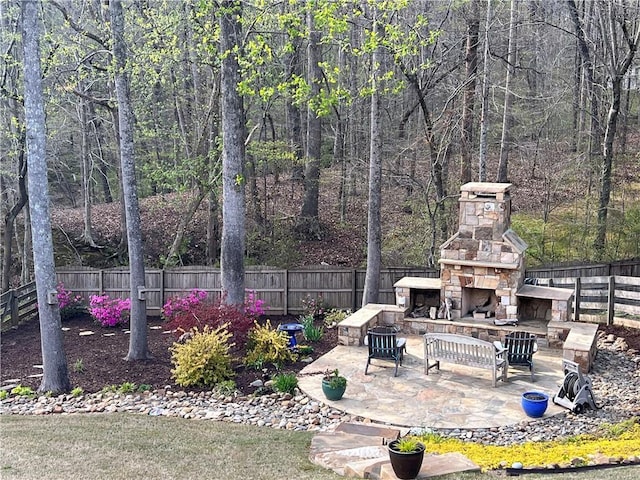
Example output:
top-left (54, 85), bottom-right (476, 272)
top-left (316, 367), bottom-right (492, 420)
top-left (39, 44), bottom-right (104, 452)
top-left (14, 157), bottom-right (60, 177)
top-left (321, 369), bottom-right (347, 401)
top-left (388, 436), bottom-right (426, 479)
top-left (521, 391), bottom-right (549, 418)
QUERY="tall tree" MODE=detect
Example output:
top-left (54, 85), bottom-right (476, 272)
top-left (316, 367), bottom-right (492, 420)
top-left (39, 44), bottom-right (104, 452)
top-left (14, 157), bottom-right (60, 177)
top-left (460, 0), bottom-right (480, 184)
top-left (220, 0), bottom-right (246, 305)
top-left (497, 0), bottom-right (517, 183)
top-left (22, 0), bottom-right (70, 394)
top-left (478, 0), bottom-right (493, 182)
top-left (298, 3), bottom-right (322, 240)
top-left (362, 6), bottom-right (383, 306)
top-left (109, 0), bottom-right (149, 360)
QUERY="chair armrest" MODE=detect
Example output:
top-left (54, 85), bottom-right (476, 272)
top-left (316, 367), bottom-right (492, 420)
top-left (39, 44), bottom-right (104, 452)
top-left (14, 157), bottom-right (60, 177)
top-left (493, 341), bottom-right (504, 351)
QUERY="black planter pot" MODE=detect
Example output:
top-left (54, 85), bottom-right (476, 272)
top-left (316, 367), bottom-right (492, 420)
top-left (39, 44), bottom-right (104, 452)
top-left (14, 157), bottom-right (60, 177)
top-left (388, 440), bottom-right (425, 479)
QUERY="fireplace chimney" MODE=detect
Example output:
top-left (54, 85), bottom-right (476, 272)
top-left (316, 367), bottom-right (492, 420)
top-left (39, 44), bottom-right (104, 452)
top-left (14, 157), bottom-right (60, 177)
top-left (439, 183), bottom-right (527, 324)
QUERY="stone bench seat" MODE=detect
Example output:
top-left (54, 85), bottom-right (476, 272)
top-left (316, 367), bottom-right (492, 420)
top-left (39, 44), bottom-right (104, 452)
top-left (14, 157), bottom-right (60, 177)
top-left (337, 306), bottom-right (384, 346)
top-left (562, 322), bottom-right (599, 372)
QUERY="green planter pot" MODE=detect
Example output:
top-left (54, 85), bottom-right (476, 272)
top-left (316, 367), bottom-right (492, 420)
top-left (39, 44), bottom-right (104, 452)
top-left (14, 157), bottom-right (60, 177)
top-left (388, 440), bottom-right (426, 479)
top-left (321, 380), bottom-right (346, 401)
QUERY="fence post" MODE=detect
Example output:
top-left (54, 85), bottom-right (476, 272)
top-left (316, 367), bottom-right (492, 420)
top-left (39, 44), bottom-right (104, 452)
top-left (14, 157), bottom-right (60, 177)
top-left (352, 269), bottom-right (357, 311)
top-left (607, 276), bottom-right (615, 326)
top-left (574, 277), bottom-right (581, 321)
top-left (283, 269), bottom-right (288, 316)
top-left (10, 289), bottom-right (18, 327)
top-left (160, 269), bottom-right (165, 310)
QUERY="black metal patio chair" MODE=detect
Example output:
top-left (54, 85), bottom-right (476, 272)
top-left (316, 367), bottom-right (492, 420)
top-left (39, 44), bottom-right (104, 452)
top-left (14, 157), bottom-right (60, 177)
top-left (364, 325), bottom-right (407, 377)
top-left (501, 331), bottom-right (538, 381)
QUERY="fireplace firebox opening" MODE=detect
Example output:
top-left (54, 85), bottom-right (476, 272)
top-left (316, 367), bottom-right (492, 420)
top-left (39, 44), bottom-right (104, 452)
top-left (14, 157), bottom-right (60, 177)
top-left (461, 287), bottom-right (499, 319)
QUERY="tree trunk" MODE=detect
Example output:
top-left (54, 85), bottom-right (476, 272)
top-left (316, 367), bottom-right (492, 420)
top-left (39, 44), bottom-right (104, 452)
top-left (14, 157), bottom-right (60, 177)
top-left (460, 0), bottom-right (479, 184)
top-left (284, 15), bottom-right (304, 183)
top-left (299, 6), bottom-right (322, 240)
top-left (478, 0), bottom-right (492, 182)
top-left (110, 0), bottom-right (149, 360)
top-left (22, 0), bottom-right (70, 394)
top-left (206, 189), bottom-right (220, 266)
top-left (164, 188), bottom-right (208, 267)
top-left (220, 0), bottom-right (246, 306)
top-left (362, 11), bottom-right (382, 307)
top-left (79, 95), bottom-right (97, 246)
top-left (497, 0), bottom-right (517, 183)
top-left (2, 133), bottom-right (27, 293)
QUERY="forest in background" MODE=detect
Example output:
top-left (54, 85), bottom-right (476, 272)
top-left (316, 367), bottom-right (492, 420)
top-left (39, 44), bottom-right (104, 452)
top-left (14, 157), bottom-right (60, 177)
top-left (2, 0), bottom-right (640, 290)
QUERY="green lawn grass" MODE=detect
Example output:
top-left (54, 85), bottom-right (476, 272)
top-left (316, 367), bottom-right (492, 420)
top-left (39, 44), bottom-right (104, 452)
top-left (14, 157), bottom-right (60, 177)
top-left (1, 414), bottom-right (638, 480)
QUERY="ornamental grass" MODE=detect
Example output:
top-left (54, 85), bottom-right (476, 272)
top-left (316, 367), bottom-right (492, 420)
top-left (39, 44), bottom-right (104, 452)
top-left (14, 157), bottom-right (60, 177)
top-left (416, 418), bottom-right (640, 471)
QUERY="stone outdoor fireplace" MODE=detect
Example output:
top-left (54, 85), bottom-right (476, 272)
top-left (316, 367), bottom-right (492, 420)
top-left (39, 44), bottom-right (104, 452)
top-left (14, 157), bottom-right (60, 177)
top-left (439, 183), bottom-right (527, 325)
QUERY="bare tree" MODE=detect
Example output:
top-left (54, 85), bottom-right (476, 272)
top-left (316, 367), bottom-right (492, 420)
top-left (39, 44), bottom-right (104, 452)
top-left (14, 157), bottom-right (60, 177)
top-left (220, 0), bottom-right (246, 305)
top-left (110, 0), bottom-right (149, 360)
top-left (497, 0), bottom-right (517, 183)
top-left (568, 0), bottom-right (640, 258)
top-left (478, 0), bottom-right (493, 182)
top-left (460, 0), bottom-right (480, 184)
top-left (22, 0), bottom-right (70, 393)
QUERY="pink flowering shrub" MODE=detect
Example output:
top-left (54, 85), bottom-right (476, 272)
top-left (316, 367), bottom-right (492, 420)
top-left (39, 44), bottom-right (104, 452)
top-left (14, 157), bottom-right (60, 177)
top-left (162, 289), bottom-right (207, 322)
top-left (244, 290), bottom-right (267, 317)
top-left (56, 283), bottom-right (86, 320)
top-left (89, 294), bottom-right (131, 327)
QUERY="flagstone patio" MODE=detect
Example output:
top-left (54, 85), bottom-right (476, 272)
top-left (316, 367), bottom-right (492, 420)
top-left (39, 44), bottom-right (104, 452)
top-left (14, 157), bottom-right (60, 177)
top-left (298, 335), bottom-right (566, 429)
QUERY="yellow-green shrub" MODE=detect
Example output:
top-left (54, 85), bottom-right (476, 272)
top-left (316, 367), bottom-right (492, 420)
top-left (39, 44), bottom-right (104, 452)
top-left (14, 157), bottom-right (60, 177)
top-left (244, 320), bottom-right (296, 368)
top-left (170, 325), bottom-right (235, 388)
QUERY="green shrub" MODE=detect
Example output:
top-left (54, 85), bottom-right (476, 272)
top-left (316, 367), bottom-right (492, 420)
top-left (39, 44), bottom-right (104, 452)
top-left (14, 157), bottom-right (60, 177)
top-left (214, 380), bottom-right (238, 396)
top-left (272, 373), bottom-right (298, 394)
top-left (118, 382), bottom-right (137, 394)
top-left (10, 385), bottom-right (35, 397)
top-left (0, 390), bottom-right (8, 400)
top-left (170, 325), bottom-right (235, 388)
top-left (244, 320), bottom-right (296, 369)
top-left (70, 387), bottom-right (84, 397)
top-left (323, 308), bottom-right (350, 327)
top-left (300, 314), bottom-right (324, 342)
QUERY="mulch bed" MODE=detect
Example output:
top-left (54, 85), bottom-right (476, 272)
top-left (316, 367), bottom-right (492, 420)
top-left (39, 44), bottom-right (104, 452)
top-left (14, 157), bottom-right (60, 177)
top-left (1, 314), bottom-right (338, 395)
top-left (3, 316), bottom-right (639, 396)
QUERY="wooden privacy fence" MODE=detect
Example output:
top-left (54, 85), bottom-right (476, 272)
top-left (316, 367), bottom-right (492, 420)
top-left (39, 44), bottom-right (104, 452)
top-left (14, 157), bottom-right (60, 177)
top-left (531, 275), bottom-right (640, 328)
top-left (525, 258), bottom-right (640, 278)
top-left (3, 268), bottom-right (639, 331)
top-left (1, 281), bottom-right (37, 331)
top-left (54, 266), bottom-right (438, 316)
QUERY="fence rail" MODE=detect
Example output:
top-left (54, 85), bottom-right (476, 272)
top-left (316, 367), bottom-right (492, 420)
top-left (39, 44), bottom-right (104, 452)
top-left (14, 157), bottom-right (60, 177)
top-left (530, 275), bottom-right (640, 328)
top-left (1, 282), bottom-right (37, 330)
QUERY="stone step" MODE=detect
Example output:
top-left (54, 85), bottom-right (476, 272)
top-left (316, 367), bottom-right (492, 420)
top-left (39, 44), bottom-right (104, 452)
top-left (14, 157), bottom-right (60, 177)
top-left (368, 453), bottom-right (481, 480)
top-left (335, 422), bottom-right (402, 441)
